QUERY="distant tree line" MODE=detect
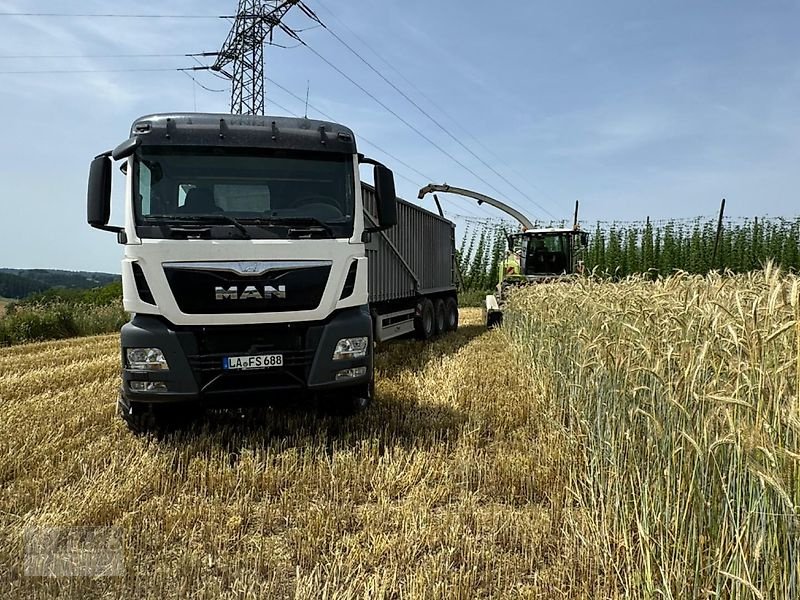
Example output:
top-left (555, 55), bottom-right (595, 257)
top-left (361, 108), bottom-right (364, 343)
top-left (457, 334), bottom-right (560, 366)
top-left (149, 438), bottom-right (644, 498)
top-left (0, 272), bottom-right (48, 299)
top-left (0, 268), bottom-right (120, 300)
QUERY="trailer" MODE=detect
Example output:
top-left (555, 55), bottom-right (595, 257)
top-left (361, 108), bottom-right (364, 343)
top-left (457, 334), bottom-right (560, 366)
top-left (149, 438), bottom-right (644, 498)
top-left (86, 113), bottom-right (458, 432)
top-left (363, 185), bottom-right (458, 341)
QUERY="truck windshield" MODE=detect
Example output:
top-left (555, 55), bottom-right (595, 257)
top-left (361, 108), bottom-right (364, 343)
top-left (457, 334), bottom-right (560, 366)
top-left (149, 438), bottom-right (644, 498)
top-left (133, 147), bottom-right (356, 239)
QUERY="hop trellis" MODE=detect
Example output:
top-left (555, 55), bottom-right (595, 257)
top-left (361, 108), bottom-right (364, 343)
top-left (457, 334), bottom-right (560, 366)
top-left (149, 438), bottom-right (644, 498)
top-left (585, 216), bottom-right (800, 276)
top-left (453, 214), bottom-right (800, 290)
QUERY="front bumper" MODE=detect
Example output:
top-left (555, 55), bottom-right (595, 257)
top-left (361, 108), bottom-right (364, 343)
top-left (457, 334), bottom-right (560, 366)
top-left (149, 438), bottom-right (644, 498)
top-left (120, 305), bottom-right (373, 405)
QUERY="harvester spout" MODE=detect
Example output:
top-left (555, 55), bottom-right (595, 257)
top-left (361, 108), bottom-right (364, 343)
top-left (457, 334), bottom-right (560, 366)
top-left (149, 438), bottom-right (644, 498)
top-left (418, 184), bottom-right (535, 230)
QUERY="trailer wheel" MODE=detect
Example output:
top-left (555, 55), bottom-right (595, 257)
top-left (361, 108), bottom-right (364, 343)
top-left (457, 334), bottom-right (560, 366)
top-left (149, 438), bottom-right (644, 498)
top-left (433, 298), bottom-right (446, 335)
top-left (414, 298), bottom-right (435, 340)
top-left (445, 297), bottom-right (459, 331)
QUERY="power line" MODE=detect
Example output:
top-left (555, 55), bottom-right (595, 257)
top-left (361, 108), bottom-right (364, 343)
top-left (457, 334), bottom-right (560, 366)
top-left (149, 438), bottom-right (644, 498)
top-left (0, 12), bottom-right (231, 19)
top-left (290, 35), bottom-right (524, 219)
top-left (181, 70), bottom-right (227, 93)
top-left (265, 78), bottom-right (485, 218)
top-left (0, 53), bottom-right (207, 59)
top-left (265, 91), bottom-right (428, 196)
top-left (306, 0), bottom-right (566, 216)
top-left (265, 77), bottom-right (431, 181)
top-left (297, 1), bottom-right (560, 221)
top-left (265, 76), bottom-right (479, 213)
top-left (266, 79), bottom-right (450, 204)
top-left (0, 67), bottom-right (186, 74)
top-left (270, 89), bottom-right (426, 190)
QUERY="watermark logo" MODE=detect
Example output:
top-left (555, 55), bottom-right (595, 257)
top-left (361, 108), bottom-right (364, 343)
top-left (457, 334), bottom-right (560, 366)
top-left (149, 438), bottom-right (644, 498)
top-left (24, 526), bottom-right (123, 577)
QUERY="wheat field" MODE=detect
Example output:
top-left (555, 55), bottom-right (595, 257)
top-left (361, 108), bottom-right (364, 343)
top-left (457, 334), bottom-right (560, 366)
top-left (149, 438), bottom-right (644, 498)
top-left (1, 270), bottom-right (798, 598)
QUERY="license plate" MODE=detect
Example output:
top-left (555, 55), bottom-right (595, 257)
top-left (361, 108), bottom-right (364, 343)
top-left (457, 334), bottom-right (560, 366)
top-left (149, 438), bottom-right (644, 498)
top-left (223, 354), bottom-right (283, 370)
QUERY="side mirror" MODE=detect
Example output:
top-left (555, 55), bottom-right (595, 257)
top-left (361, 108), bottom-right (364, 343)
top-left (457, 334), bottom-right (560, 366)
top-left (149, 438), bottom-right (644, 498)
top-left (580, 232), bottom-right (589, 247)
top-left (87, 155), bottom-right (121, 233)
top-left (112, 136), bottom-right (141, 160)
top-left (373, 164), bottom-right (397, 230)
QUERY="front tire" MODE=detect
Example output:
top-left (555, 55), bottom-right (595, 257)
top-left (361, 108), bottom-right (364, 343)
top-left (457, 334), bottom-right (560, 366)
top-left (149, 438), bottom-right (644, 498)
top-left (320, 383), bottom-right (373, 416)
top-left (117, 396), bottom-right (191, 434)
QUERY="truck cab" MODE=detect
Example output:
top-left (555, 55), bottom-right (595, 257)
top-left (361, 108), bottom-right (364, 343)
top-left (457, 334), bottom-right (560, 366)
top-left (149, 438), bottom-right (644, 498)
top-left (87, 113), bottom-right (400, 431)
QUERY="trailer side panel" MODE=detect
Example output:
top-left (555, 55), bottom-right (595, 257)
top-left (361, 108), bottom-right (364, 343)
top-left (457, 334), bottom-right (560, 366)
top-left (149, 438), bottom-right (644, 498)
top-left (362, 183), bottom-right (456, 304)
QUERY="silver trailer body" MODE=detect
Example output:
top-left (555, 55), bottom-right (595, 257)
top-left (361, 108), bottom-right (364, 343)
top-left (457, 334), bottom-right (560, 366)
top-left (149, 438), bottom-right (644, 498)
top-left (362, 183), bottom-right (456, 305)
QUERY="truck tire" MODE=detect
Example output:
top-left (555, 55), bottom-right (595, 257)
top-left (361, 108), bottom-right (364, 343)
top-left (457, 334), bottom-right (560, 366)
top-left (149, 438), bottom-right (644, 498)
top-left (118, 397), bottom-right (190, 435)
top-left (444, 297), bottom-right (459, 331)
top-left (321, 383), bottom-right (372, 416)
top-left (414, 298), bottom-right (435, 340)
top-left (434, 298), bottom-right (446, 335)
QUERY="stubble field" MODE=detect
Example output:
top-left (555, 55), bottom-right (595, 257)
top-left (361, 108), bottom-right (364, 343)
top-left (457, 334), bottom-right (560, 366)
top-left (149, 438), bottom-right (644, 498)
top-left (1, 269), bottom-right (798, 598)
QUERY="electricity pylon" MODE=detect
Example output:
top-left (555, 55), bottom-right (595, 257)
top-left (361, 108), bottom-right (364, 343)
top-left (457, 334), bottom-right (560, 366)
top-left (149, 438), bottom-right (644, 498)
top-left (212, 0), bottom-right (301, 115)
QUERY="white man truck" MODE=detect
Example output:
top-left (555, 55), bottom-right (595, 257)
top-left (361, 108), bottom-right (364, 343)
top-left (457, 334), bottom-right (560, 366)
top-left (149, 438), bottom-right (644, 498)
top-left (88, 113), bottom-right (458, 432)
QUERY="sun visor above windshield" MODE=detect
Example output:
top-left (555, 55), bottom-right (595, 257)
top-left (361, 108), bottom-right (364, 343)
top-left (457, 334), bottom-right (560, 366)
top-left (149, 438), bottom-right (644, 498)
top-left (129, 113), bottom-right (357, 155)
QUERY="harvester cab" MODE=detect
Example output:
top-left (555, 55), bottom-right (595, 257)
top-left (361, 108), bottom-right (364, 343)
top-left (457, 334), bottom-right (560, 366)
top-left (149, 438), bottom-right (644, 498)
top-left (418, 184), bottom-right (588, 328)
top-left (508, 228), bottom-right (589, 279)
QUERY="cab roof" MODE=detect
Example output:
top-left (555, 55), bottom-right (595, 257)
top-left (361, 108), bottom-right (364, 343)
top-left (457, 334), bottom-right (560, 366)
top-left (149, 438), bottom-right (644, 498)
top-left (128, 113), bottom-right (357, 155)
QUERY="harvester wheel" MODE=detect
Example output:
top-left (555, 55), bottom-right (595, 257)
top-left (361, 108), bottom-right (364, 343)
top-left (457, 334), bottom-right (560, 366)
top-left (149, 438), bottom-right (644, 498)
top-left (414, 298), bottom-right (435, 340)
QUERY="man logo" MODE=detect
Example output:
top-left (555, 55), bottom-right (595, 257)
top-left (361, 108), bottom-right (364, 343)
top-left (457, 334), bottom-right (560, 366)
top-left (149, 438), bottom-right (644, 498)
top-left (215, 285), bottom-right (287, 300)
top-left (238, 262), bottom-right (261, 274)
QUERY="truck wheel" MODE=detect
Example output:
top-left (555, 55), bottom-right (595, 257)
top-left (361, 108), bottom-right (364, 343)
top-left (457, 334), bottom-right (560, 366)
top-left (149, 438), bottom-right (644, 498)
top-left (322, 383), bottom-right (372, 416)
top-left (414, 298), bottom-right (435, 340)
top-left (118, 397), bottom-right (190, 435)
top-left (445, 297), bottom-right (459, 331)
top-left (434, 298), bottom-right (446, 335)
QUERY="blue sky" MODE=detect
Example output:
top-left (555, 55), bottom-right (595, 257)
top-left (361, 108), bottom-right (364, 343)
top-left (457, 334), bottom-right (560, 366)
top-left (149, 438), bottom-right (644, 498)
top-left (0, 0), bottom-right (798, 272)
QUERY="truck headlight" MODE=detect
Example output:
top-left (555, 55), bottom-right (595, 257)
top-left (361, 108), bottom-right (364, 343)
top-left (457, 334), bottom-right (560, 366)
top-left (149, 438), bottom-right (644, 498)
top-left (126, 348), bottom-right (169, 371)
top-left (332, 337), bottom-right (368, 360)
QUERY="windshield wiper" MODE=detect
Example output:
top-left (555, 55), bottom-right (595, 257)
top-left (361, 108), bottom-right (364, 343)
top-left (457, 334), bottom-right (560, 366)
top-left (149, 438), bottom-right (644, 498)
top-left (144, 214), bottom-right (251, 239)
top-left (242, 216), bottom-right (335, 238)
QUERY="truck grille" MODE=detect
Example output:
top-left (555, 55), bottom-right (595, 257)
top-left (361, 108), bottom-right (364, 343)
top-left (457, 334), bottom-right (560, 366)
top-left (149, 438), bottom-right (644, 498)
top-left (163, 261), bottom-right (331, 314)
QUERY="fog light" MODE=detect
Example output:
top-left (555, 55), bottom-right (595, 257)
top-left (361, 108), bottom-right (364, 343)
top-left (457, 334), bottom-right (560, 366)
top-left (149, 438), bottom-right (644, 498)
top-left (126, 348), bottom-right (169, 371)
top-left (336, 366), bottom-right (367, 381)
top-left (129, 381), bottom-right (168, 393)
top-left (332, 337), bottom-right (368, 360)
